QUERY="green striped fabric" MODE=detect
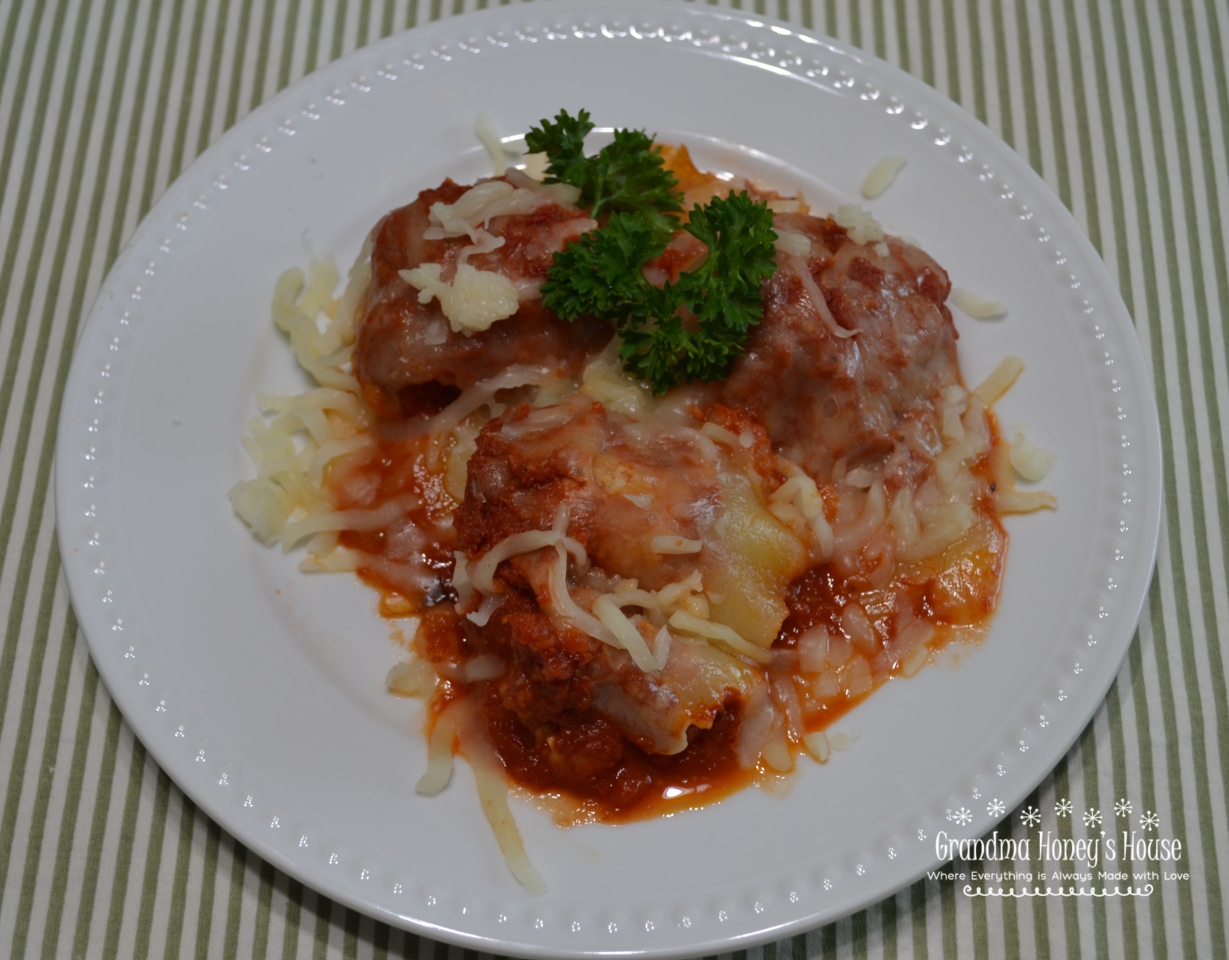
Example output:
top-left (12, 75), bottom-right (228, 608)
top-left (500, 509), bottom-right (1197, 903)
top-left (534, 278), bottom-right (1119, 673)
top-left (1, 0), bottom-right (1225, 956)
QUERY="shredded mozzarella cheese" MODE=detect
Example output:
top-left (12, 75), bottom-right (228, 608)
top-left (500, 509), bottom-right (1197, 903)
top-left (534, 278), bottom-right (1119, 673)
top-left (474, 112), bottom-right (509, 176)
top-left (861, 155), bottom-right (907, 199)
top-left (415, 703), bottom-right (459, 797)
top-left (400, 262), bottom-right (520, 335)
top-left (803, 730), bottom-right (831, 763)
top-left (592, 595), bottom-right (659, 673)
top-left (788, 255), bottom-right (856, 339)
top-left (952, 287), bottom-right (1008, 319)
top-left (451, 702), bottom-right (547, 896)
top-left (834, 203), bottom-right (885, 244)
top-left (1009, 424), bottom-right (1056, 482)
top-left (470, 528), bottom-right (587, 595)
top-left (650, 535), bottom-right (703, 555)
top-left (668, 610), bottom-right (772, 664)
top-left (546, 544), bottom-right (618, 646)
top-left (769, 471), bottom-right (834, 559)
top-left (521, 151), bottom-right (549, 181)
top-left (774, 230), bottom-right (812, 257)
top-left (996, 489), bottom-right (1059, 513)
top-left (425, 181), bottom-right (544, 241)
top-left (385, 659), bottom-right (437, 698)
top-left (973, 355), bottom-right (1025, 407)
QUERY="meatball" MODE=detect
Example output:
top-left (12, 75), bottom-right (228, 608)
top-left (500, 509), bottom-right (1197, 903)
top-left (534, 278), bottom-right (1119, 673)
top-left (722, 214), bottom-right (958, 485)
top-left (353, 176), bottom-right (612, 419)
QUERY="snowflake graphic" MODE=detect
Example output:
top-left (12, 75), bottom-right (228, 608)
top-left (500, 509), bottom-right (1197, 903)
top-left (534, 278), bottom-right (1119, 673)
top-left (1140, 811), bottom-right (1160, 832)
top-left (1020, 805), bottom-right (1041, 827)
top-left (1114, 798), bottom-right (1133, 817)
top-left (1083, 807), bottom-right (1102, 828)
top-left (1055, 798), bottom-right (1073, 818)
top-left (987, 798), bottom-right (1006, 817)
top-left (953, 807), bottom-right (973, 826)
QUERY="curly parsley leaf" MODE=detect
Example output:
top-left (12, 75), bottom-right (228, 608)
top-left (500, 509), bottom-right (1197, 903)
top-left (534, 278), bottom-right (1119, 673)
top-left (678, 189), bottom-right (781, 332)
top-left (527, 110), bottom-right (778, 392)
top-left (524, 108), bottom-right (594, 191)
top-left (539, 212), bottom-right (667, 323)
top-left (543, 191), bottom-right (779, 394)
top-left (525, 109), bottom-right (682, 241)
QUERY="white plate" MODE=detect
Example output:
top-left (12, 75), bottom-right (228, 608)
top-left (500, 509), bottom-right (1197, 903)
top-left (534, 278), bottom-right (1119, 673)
top-left (55, 2), bottom-right (1162, 956)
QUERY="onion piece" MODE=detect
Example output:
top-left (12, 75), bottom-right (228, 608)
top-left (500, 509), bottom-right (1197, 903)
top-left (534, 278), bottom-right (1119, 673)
top-left (461, 655), bottom-right (506, 681)
top-left (770, 675), bottom-right (805, 739)
top-left (761, 721), bottom-right (794, 772)
top-left (734, 686), bottom-right (776, 768)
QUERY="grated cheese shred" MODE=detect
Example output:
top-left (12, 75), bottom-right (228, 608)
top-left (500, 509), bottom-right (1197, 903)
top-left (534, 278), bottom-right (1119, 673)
top-left (861, 156), bottom-right (907, 199)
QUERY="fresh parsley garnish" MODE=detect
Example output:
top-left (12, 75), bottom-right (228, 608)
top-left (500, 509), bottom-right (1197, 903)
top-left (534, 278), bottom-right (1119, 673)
top-left (530, 109), bottom-right (779, 393)
top-left (525, 109), bottom-right (682, 242)
top-left (542, 192), bottom-right (778, 394)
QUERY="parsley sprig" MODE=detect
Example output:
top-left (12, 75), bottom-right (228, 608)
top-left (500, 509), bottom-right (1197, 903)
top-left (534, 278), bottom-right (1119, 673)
top-left (528, 110), bottom-right (779, 393)
top-left (525, 109), bottom-right (682, 242)
top-left (542, 196), bottom-right (778, 392)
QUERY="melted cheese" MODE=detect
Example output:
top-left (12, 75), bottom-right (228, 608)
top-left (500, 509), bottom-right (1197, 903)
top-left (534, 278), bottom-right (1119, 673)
top-left (399, 262), bottom-right (520, 335)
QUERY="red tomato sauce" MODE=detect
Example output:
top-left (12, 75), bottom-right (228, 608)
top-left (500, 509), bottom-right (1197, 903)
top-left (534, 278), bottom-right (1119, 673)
top-left (325, 425), bottom-right (1008, 822)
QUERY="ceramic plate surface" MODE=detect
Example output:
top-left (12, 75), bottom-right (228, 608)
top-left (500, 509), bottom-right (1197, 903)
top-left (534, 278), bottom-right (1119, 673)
top-left (56, 2), bottom-right (1162, 956)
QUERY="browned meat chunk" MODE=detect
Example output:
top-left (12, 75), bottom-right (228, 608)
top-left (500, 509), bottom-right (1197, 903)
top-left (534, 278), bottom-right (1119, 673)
top-left (464, 588), bottom-right (762, 776)
top-left (353, 177), bottom-right (612, 419)
top-left (721, 214), bottom-right (958, 483)
top-left (447, 395), bottom-right (804, 769)
top-left (466, 590), bottom-right (750, 809)
top-left (455, 395), bottom-right (726, 593)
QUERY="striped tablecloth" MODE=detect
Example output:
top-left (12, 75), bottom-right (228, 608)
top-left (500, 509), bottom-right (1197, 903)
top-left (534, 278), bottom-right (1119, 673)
top-left (2, 0), bottom-right (1225, 956)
